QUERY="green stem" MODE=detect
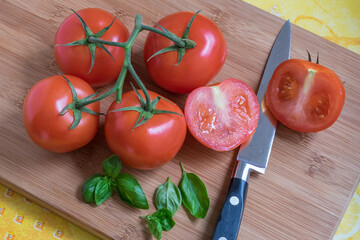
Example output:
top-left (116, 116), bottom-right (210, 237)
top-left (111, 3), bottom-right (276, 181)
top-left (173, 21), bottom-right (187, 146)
top-left (76, 64), bottom-right (127, 108)
top-left (116, 76), bottom-right (125, 103)
top-left (128, 15), bottom-right (154, 110)
top-left (78, 14), bottom-right (155, 110)
top-left (141, 24), bottom-right (185, 47)
top-left (88, 36), bottom-right (126, 48)
top-left (126, 14), bottom-right (143, 49)
top-left (180, 162), bottom-right (186, 174)
top-left (60, 10), bottom-right (201, 130)
top-left (128, 63), bottom-right (151, 110)
top-left (74, 13), bottom-right (189, 112)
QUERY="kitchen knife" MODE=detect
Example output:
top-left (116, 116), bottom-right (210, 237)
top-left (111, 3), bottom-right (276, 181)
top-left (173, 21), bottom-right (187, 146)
top-left (212, 20), bottom-right (291, 240)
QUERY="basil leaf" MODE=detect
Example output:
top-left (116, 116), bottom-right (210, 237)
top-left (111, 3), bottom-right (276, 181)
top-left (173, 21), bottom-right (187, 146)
top-left (155, 177), bottom-right (182, 216)
top-left (179, 163), bottom-right (209, 219)
top-left (81, 173), bottom-right (104, 203)
top-left (102, 154), bottom-right (122, 178)
top-left (116, 173), bottom-right (149, 209)
top-left (146, 216), bottom-right (162, 240)
top-left (94, 176), bottom-right (115, 205)
top-left (152, 208), bottom-right (175, 231)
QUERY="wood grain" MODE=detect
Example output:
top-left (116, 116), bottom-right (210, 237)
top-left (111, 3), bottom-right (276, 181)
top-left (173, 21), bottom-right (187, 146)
top-left (1, 0), bottom-right (359, 239)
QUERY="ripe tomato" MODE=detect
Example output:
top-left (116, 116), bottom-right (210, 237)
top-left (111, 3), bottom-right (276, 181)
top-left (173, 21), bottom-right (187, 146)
top-left (144, 11), bottom-right (226, 93)
top-left (266, 59), bottom-right (345, 132)
top-left (185, 78), bottom-right (259, 151)
top-left (105, 90), bottom-right (186, 170)
top-left (54, 8), bottom-right (130, 87)
top-left (23, 75), bottom-right (100, 153)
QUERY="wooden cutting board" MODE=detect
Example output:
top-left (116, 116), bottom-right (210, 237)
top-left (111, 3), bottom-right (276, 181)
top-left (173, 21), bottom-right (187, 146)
top-left (1, 0), bottom-right (359, 239)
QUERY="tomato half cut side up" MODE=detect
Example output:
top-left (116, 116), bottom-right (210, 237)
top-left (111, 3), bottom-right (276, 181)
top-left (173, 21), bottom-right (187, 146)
top-left (265, 59), bottom-right (345, 132)
top-left (185, 78), bottom-right (260, 152)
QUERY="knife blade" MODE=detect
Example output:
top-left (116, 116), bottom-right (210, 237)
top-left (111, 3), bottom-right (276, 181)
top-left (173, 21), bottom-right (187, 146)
top-left (212, 20), bottom-right (291, 240)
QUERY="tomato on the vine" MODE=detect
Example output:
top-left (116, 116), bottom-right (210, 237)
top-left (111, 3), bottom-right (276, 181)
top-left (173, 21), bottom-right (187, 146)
top-left (185, 78), bottom-right (259, 151)
top-left (54, 8), bottom-right (130, 87)
top-left (144, 11), bottom-right (227, 94)
top-left (23, 75), bottom-right (100, 153)
top-left (105, 90), bottom-right (187, 170)
top-left (266, 59), bottom-right (345, 132)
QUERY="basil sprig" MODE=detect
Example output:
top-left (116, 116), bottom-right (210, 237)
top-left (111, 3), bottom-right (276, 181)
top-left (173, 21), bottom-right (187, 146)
top-left (179, 163), bottom-right (209, 219)
top-left (82, 156), bottom-right (209, 239)
top-left (154, 177), bottom-right (182, 216)
top-left (81, 154), bottom-right (148, 209)
top-left (141, 208), bottom-right (175, 240)
top-left (143, 162), bottom-right (209, 239)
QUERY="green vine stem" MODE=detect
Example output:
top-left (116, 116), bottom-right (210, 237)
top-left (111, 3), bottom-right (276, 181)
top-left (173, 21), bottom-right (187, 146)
top-left (61, 11), bottom-right (200, 128)
top-left (75, 14), bottom-right (192, 108)
top-left (141, 24), bottom-right (185, 47)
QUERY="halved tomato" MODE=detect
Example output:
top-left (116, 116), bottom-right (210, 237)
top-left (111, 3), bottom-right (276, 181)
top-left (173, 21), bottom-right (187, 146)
top-left (184, 78), bottom-right (259, 151)
top-left (266, 59), bottom-right (345, 132)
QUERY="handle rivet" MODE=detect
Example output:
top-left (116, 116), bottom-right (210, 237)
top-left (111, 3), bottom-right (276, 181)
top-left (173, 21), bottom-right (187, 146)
top-left (219, 237), bottom-right (227, 240)
top-left (230, 196), bottom-right (240, 205)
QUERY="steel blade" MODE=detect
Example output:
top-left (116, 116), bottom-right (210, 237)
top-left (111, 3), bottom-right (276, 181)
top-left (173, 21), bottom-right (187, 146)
top-left (235, 20), bottom-right (291, 178)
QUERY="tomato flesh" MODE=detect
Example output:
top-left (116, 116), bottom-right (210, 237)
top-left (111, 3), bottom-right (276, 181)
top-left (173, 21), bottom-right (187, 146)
top-left (185, 78), bottom-right (259, 151)
top-left (266, 59), bottom-right (345, 132)
top-left (105, 90), bottom-right (187, 170)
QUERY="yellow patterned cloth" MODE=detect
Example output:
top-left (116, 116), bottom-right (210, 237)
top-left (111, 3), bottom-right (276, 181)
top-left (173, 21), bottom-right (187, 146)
top-left (0, 185), bottom-right (98, 240)
top-left (246, 0), bottom-right (360, 54)
top-left (1, 1), bottom-right (359, 239)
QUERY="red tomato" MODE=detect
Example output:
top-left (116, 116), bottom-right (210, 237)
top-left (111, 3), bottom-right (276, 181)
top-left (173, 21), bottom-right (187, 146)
top-left (144, 12), bottom-right (226, 93)
top-left (54, 8), bottom-right (130, 87)
top-left (185, 78), bottom-right (259, 151)
top-left (23, 75), bottom-right (100, 153)
top-left (105, 90), bottom-right (186, 170)
top-left (266, 59), bottom-right (345, 132)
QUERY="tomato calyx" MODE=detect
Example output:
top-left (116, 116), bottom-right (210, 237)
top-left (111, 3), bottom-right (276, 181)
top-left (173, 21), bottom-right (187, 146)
top-left (110, 83), bottom-right (182, 129)
top-left (59, 75), bottom-right (103, 129)
top-left (56, 9), bottom-right (122, 73)
top-left (146, 10), bottom-right (200, 65)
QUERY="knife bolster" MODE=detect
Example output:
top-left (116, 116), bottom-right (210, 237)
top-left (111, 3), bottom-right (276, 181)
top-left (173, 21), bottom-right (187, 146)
top-left (233, 161), bottom-right (252, 181)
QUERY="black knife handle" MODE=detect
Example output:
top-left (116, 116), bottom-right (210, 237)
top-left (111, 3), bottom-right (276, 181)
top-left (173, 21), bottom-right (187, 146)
top-left (212, 178), bottom-right (248, 240)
